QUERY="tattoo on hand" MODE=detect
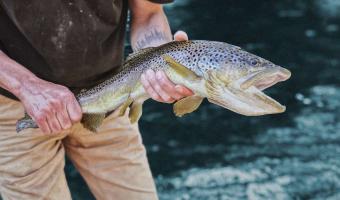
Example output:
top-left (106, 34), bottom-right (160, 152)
top-left (134, 28), bottom-right (171, 51)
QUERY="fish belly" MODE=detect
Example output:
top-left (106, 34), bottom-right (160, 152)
top-left (81, 91), bottom-right (130, 114)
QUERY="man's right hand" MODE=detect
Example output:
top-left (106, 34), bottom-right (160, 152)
top-left (17, 77), bottom-right (82, 135)
top-left (0, 51), bottom-right (82, 135)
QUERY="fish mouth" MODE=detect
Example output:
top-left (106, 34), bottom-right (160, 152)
top-left (240, 67), bottom-right (291, 91)
top-left (208, 67), bottom-right (291, 116)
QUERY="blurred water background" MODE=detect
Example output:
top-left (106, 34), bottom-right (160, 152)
top-left (66, 0), bottom-right (340, 199)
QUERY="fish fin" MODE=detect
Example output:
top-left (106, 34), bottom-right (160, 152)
top-left (118, 97), bottom-right (133, 116)
top-left (126, 47), bottom-right (155, 62)
top-left (163, 55), bottom-right (200, 81)
top-left (129, 101), bottom-right (143, 124)
top-left (173, 95), bottom-right (204, 117)
top-left (16, 112), bottom-right (38, 133)
top-left (81, 113), bottom-right (106, 132)
top-left (228, 44), bottom-right (241, 50)
top-left (205, 72), bottom-right (227, 105)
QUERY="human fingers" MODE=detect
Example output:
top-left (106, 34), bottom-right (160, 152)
top-left (174, 30), bottom-right (189, 41)
top-left (144, 69), bottom-right (175, 103)
top-left (156, 71), bottom-right (184, 100)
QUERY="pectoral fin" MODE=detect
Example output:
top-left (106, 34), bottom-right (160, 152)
top-left (173, 95), bottom-right (204, 117)
top-left (163, 55), bottom-right (200, 81)
top-left (129, 101), bottom-right (143, 124)
top-left (81, 113), bottom-right (106, 132)
top-left (118, 97), bottom-right (133, 116)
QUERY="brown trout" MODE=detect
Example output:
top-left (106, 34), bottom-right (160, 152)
top-left (16, 40), bottom-right (291, 132)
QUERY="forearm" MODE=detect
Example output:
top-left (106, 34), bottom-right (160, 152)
top-left (0, 51), bottom-right (39, 98)
top-left (0, 51), bottom-right (82, 134)
top-left (130, 1), bottom-right (172, 51)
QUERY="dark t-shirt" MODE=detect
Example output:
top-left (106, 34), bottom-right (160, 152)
top-left (0, 0), bottom-right (173, 99)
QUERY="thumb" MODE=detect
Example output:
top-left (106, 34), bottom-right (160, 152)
top-left (67, 99), bottom-right (83, 123)
top-left (174, 30), bottom-right (189, 41)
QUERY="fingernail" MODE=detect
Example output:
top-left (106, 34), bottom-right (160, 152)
top-left (174, 30), bottom-right (188, 41)
top-left (176, 30), bottom-right (184, 35)
top-left (175, 85), bottom-right (182, 93)
top-left (163, 95), bottom-right (171, 102)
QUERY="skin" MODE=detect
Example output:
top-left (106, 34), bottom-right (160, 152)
top-left (0, 51), bottom-right (82, 134)
top-left (0, 0), bottom-right (192, 135)
top-left (140, 32), bottom-right (194, 103)
top-left (129, 0), bottom-right (193, 103)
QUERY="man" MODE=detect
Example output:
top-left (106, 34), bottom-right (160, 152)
top-left (0, 0), bottom-right (193, 199)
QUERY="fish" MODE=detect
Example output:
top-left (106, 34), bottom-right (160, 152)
top-left (16, 40), bottom-right (291, 133)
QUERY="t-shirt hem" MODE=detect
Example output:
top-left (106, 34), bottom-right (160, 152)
top-left (148, 0), bottom-right (174, 4)
top-left (0, 88), bottom-right (19, 101)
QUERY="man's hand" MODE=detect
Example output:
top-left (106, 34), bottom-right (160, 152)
top-left (129, 0), bottom-right (193, 103)
top-left (140, 31), bottom-right (194, 103)
top-left (0, 51), bottom-right (82, 135)
top-left (17, 78), bottom-right (82, 134)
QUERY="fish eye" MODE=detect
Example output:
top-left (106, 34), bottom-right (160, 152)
top-left (251, 60), bottom-right (258, 66)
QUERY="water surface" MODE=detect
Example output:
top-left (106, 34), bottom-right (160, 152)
top-left (67, 1), bottom-right (340, 199)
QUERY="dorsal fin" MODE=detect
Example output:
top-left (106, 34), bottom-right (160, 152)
top-left (126, 47), bottom-right (155, 62)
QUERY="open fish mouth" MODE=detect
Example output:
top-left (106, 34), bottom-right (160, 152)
top-left (240, 67), bottom-right (291, 91)
top-left (208, 67), bottom-right (291, 116)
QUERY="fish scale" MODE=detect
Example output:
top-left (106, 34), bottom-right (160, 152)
top-left (16, 40), bottom-right (291, 133)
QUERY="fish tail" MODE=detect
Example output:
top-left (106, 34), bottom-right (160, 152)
top-left (16, 114), bottom-right (38, 133)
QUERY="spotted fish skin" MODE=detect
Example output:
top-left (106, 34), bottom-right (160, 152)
top-left (77, 40), bottom-right (266, 113)
top-left (16, 40), bottom-right (291, 132)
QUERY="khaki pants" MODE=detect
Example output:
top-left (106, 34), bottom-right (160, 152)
top-left (0, 95), bottom-right (158, 200)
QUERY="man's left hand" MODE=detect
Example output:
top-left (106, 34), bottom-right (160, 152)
top-left (140, 31), bottom-right (194, 103)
